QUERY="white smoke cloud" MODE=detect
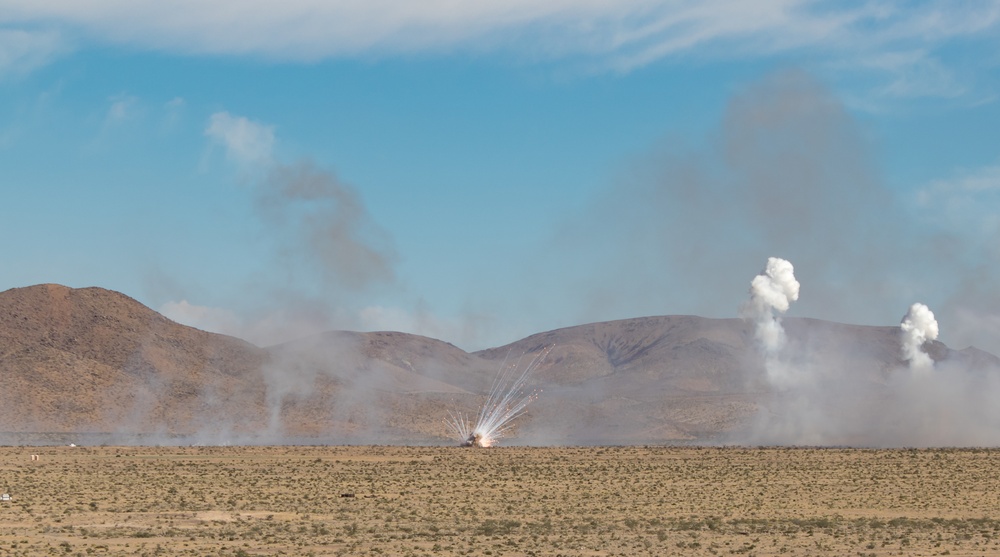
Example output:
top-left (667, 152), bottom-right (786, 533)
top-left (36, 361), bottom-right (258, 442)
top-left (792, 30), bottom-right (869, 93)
top-left (900, 302), bottom-right (939, 372)
top-left (742, 257), bottom-right (799, 353)
top-left (742, 281), bottom-right (1000, 447)
top-left (741, 257), bottom-right (800, 389)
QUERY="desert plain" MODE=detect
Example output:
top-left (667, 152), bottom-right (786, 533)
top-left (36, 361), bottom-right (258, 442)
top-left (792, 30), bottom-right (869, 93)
top-left (1, 445), bottom-right (999, 556)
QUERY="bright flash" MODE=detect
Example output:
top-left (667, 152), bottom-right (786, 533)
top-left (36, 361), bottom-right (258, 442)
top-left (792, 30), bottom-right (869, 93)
top-left (446, 346), bottom-right (551, 447)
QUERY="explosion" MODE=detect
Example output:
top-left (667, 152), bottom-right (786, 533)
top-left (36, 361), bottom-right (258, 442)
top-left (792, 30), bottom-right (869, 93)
top-left (446, 346), bottom-right (551, 447)
top-left (900, 302), bottom-right (939, 373)
top-left (742, 257), bottom-right (800, 354)
top-left (742, 257), bottom-right (800, 388)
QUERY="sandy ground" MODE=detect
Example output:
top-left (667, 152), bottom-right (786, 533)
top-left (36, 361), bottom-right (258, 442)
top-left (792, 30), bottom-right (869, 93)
top-left (1, 445), bottom-right (999, 556)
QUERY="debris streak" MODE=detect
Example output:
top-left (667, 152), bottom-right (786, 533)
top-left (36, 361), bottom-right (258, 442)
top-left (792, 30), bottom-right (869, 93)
top-left (446, 346), bottom-right (550, 447)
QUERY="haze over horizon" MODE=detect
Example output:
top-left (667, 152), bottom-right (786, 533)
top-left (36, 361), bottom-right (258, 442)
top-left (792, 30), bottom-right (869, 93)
top-left (2, 1), bottom-right (999, 353)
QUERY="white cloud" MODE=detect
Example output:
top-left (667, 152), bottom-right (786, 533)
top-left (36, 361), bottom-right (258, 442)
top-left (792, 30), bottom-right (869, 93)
top-left (949, 306), bottom-right (1000, 352)
top-left (161, 297), bottom-right (385, 347)
top-left (915, 163), bottom-right (1000, 248)
top-left (164, 96), bottom-right (184, 110)
top-left (160, 300), bottom-right (326, 346)
top-left (357, 305), bottom-right (524, 350)
top-left (919, 163), bottom-right (1000, 206)
top-left (161, 299), bottom-right (482, 348)
top-left (358, 305), bottom-right (464, 342)
top-left (1, 1), bottom-right (996, 78)
top-left (160, 299), bottom-right (244, 337)
top-left (161, 96), bottom-right (185, 129)
top-left (940, 165), bottom-right (1000, 193)
top-left (0, 27), bottom-right (65, 77)
top-left (204, 111), bottom-right (275, 166)
top-left (105, 93), bottom-right (139, 124)
top-left (860, 50), bottom-right (967, 99)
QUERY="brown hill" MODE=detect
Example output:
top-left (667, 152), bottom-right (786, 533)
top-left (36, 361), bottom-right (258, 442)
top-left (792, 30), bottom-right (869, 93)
top-left (0, 285), bottom-right (483, 444)
top-left (1, 284), bottom-right (998, 446)
top-left (0, 284), bottom-right (269, 438)
top-left (473, 316), bottom-right (765, 443)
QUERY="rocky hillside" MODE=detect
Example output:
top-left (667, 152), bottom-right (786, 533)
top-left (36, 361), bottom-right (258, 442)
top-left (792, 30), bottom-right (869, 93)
top-left (0, 284), bottom-right (269, 437)
top-left (1, 284), bottom-right (997, 446)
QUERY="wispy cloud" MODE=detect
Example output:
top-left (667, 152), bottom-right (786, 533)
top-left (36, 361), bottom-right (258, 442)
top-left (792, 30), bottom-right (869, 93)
top-left (164, 96), bottom-right (184, 111)
top-left (160, 299), bottom-right (243, 337)
top-left (358, 304), bottom-right (498, 348)
top-left (160, 96), bottom-right (185, 130)
top-left (2, 2), bottom-right (997, 83)
top-left (105, 93), bottom-right (139, 124)
top-left (853, 50), bottom-right (966, 99)
top-left (916, 163), bottom-right (1000, 237)
top-left (0, 27), bottom-right (65, 78)
top-left (162, 298), bottom-right (493, 349)
top-left (913, 162), bottom-right (1000, 354)
top-left (928, 164), bottom-right (1000, 193)
top-left (204, 111), bottom-right (275, 167)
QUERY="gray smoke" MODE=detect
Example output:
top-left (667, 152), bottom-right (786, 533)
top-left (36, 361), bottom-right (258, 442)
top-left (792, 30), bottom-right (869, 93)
top-left (521, 68), bottom-right (1000, 447)
top-left (533, 68), bottom-right (919, 339)
top-left (153, 116), bottom-right (408, 442)
top-left (259, 160), bottom-right (396, 293)
top-left (240, 160), bottom-right (405, 440)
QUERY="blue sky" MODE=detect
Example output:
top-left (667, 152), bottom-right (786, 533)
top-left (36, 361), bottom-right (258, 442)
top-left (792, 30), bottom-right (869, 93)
top-left (2, 1), bottom-right (999, 352)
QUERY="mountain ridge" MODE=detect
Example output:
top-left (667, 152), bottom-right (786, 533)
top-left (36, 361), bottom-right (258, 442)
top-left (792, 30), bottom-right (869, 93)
top-left (1, 284), bottom-right (997, 445)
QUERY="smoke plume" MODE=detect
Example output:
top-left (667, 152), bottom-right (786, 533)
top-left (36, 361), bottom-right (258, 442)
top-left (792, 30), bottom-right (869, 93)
top-left (535, 69), bottom-right (921, 339)
top-left (743, 265), bottom-right (1000, 447)
top-left (259, 160), bottom-right (396, 294)
top-left (743, 257), bottom-right (800, 353)
top-left (200, 110), bottom-right (400, 341)
top-left (900, 302), bottom-right (939, 372)
top-left (741, 257), bottom-right (799, 388)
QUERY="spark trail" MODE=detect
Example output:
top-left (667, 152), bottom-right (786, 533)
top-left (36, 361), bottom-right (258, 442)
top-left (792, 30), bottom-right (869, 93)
top-left (446, 346), bottom-right (551, 447)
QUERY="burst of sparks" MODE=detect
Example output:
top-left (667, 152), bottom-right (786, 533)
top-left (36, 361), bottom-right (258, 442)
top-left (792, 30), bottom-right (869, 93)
top-left (446, 346), bottom-right (551, 447)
